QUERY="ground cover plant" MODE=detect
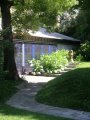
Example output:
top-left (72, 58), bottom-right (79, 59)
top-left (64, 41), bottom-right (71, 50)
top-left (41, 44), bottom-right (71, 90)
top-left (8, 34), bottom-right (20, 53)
top-left (36, 62), bottom-right (90, 111)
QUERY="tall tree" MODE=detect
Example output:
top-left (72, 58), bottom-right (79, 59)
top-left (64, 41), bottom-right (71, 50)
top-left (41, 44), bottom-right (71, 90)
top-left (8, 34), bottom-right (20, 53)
top-left (0, 0), bottom-right (77, 80)
top-left (58, 0), bottom-right (90, 41)
top-left (0, 0), bottom-right (19, 80)
top-left (78, 0), bottom-right (90, 40)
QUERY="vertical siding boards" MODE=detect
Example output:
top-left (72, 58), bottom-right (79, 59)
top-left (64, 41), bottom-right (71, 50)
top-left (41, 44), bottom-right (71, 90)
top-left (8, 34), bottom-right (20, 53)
top-left (15, 43), bottom-right (22, 73)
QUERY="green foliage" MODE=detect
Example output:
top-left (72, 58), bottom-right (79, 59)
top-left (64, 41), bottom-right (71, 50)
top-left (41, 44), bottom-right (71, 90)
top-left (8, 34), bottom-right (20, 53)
top-left (59, 9), bottom-right (78, 35)
top-left (60, 0), bottom-right (90, 41)
top-left (58, 0), bottom-right (90, 41)
top-left (28, 50), bottom-right (69, 74)
top-left (78, 41), bottom-right (90, 61)
top-left (75, 54), bottom-right (83, 61)
top-left (41, 50), bottom-right (68, 72)
top-left (12, 0), bottom-right (77, 32)
top-left (72, 9), bottom-right (90, 40)
top-left (32, 59), bottom-right (42, 72)
top-left (78, 0), bottom-right (90, 10)
top-left (36, 62), bottom-right (90, 111)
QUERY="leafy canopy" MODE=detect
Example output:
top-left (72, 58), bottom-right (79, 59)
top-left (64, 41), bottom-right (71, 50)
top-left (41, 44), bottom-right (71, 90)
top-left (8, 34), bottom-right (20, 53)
top-left (11, 0), bottom-right (77, 32)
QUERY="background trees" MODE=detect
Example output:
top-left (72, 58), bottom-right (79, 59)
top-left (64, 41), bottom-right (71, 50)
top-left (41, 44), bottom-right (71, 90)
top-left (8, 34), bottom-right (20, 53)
top-left (12, 0), bottom-right (77, 32)
top-left (58, 0), bottom-right (90, 41)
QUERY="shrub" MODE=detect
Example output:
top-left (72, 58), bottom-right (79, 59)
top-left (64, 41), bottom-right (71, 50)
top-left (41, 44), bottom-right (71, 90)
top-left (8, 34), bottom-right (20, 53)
top-left (75, 54), bottom-right (83, 62)
top-left (79, 41), bottom-right (90, 61)
top-left (28, 49), bottom-right (69, 74)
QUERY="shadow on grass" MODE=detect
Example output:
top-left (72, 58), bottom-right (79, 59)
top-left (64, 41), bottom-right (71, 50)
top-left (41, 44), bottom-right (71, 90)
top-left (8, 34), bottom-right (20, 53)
top-left (36, 67), bottom-right (90, 112)
top-left (0, 78), bottom-right (70, 120)
top-left (1, 67), bottom-right (90, 119)
top-left (0, 105), bottom-right (70, 120)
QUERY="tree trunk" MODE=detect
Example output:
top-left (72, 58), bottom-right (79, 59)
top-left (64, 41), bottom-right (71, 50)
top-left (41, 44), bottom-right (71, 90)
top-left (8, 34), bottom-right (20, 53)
top-left (0, 1), bottom-right (19, 80)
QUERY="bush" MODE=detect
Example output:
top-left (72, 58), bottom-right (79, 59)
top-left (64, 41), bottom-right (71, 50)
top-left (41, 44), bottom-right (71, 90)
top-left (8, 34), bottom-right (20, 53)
top-left (79, 41), bottom-right (90, 61)
top-left (28, 49), bottom-right (69, 74)
top-left (75, 54), bottom-right (83, 62)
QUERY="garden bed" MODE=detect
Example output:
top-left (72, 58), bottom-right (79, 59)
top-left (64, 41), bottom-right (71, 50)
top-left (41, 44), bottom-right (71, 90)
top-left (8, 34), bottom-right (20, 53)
top-left (27, 50), bottom-right (69, 76)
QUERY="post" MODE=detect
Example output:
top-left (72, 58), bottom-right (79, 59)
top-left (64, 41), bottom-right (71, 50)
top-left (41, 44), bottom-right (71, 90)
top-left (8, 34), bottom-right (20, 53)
top-left (32, 44), bottom-right (35, 59)
top-left (22, 43), bottom-right (25, 74)
top-left (48, 45), bottom-right (51, 54)
top-left (41, 45), bottom-right (44, 55)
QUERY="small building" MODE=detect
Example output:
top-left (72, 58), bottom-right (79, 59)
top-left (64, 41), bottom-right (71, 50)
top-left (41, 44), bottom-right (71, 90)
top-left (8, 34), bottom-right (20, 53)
top-left (14, 28), bottom-right (80, 73)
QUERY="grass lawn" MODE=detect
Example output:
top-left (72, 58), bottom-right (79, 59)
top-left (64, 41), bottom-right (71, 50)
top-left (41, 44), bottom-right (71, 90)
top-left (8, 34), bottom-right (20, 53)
top-left (77, 62), bottom-right (90, 68)
top-left (0, 105), bottom-right (70, 120)
top-left (0, 78), bottom-right (71, 120)
top-left (36, 62), bottom-right (90, 111)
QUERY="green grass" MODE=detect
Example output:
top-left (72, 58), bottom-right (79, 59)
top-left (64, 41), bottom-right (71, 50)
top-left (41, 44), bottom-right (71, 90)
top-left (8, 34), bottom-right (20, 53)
top-left (0, 78), bottom-right (70, 120)
top-left (77, 62), bottom-right (90, 68)
top-left (36, 62), bottom-right (90, 111)
top-left (0, 105), bottom-right (69, 120)
top-left (0, 79), bottom-right (22, 103)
